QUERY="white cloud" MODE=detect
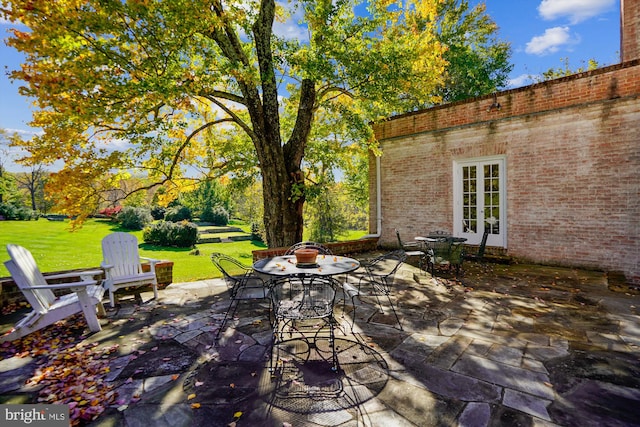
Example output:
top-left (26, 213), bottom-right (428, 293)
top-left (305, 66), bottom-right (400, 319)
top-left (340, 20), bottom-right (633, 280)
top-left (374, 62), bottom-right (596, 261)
top-left (508, 74), bottom-right (534, 89)
top-left (525, 26), bottom-right (579, 55)
top-left (538, 0), bottom-right (615, 24)
top-left (273, 2), bottom-right (308, 42)
top-left (3, 127), bottom-right (40, 137)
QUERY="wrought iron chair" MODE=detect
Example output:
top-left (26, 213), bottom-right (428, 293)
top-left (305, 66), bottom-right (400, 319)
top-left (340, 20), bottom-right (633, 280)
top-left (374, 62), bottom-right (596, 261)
top-left (464, 227), bottom-right (490, 262)
top-left (269, 275), bottom-right (340, 372)
top-left (423, 237), bottom-right (465, 277)
top-left (284, 241), bottom-right (332, 255)
top-left (357, 250), bottom-right (406, 330)
top-left (211, 253), bottom-right (269, 343)
top-left (395, 228), bottom-right (427, 272)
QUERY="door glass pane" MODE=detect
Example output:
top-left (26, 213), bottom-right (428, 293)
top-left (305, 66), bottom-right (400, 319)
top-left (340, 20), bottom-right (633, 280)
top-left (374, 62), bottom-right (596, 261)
top-left (462, 166), bottom-right (477, 233)
top-left (483, 163), bottom-right (500, 234)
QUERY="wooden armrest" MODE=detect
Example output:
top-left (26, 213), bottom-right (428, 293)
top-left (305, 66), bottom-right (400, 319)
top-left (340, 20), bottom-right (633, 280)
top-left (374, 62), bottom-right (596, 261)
top-left (45, 269), bottom-right (103, 281)
top-left (140, 257), bottom-right (160, 265)
top-left (28, 279), bottom-right (98, 290)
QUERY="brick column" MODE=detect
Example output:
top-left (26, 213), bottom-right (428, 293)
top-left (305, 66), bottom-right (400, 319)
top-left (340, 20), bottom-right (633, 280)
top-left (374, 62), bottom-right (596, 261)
top-left (622, 0), bottom-right (640, 62)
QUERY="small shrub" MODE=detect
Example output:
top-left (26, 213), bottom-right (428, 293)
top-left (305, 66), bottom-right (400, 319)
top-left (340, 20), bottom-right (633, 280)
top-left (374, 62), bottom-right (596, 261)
top-left (0, 203), bottom-right (38, 220)
top-left (164, 205), bottom-right (192, 222)
top-left (251, 222), bottom-right (265, 243)
top-left (143, 220), bottom-right (198, 247)
top-left (200, 205), bottom-right (229, 225)
top-left (99, 205), bottom-right (122, 219)
top-left (170, 221), bottom-right (199, 247)
top-left (143, 221), bottom-right (173, 246)
top-left (150, 206), bottom-right (166, 220)
top-left (116, 206), bottom-right (153, 230)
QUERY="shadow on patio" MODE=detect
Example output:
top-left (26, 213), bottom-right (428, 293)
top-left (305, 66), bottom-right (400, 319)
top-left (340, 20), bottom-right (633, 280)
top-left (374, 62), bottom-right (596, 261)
top-left (1, 255), bottom-right (640, 426)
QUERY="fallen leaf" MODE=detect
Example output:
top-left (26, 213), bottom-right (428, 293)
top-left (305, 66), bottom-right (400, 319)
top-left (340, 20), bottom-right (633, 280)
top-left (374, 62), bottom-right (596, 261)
top-left (191, 403), bottom-right (201, 409)
top-left (171, 374), bottom-right (179, 381)
top-left (234, 411), bottom-right (243, 419)
top-left (195, 381), bottom-right (204, 387)
top-left (187, 393), bottom-right (196, 400)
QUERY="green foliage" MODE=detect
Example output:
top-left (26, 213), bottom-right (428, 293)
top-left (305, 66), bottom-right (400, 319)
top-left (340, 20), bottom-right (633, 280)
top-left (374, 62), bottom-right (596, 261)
top-left (232, 181), bottom-right (263, 227)
top-left (143, 220), bottom-right (198, 248)
top-left (433, 0), bottom-right (513, 103)
top-left (306, 191), bottom-right (347, 243)
top-left (200, 205), bottom-right (229, 226)
top-left (180, 180), bottom-right (231, 219)
top-left (116, 206), bottom-right (153, 231)
top-left (0, 202), bottom-right (39, 220)
top-left (536, 57), bottom-right (600, 82)
top-left (150, 206), bottom-right (165, 220)
top-left (251, 222), bottom-right (265, 243)
top-left (164, 205), bottom-right (192, 223)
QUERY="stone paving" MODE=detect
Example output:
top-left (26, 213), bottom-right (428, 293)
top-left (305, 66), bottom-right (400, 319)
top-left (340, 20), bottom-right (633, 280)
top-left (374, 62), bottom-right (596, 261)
top-left (1, 256), bottom-right (640, 426)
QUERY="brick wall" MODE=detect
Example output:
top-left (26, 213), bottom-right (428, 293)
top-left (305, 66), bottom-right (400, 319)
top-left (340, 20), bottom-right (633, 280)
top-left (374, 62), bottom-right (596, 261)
top-left (371, 62), bottom-right (640, 284)
top-left (622, 0), bottom-right (640, 62)
top-left (252, 238), bottom-right (379, 261)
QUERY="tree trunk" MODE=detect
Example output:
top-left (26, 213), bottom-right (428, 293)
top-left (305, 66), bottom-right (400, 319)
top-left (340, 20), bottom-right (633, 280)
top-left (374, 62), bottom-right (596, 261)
top-left (261, 165), bottom-right (304, 248)
top-left (250, 0), bottom-right (309, 249)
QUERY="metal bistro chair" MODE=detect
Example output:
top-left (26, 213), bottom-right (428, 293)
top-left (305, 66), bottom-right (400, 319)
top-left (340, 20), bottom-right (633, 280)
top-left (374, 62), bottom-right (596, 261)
top-left (269, 275), bottom-right (340, 373)
top-left (211, 253), bottom-right (269, 343)
top-left (284, 241), bottom-right (333, 255)
top-left (395, 229), bottom-right (427, 272)
top-left (424, 237), bottom-right (465, 277)
top-left (357, 250), bottom-right (406, 330)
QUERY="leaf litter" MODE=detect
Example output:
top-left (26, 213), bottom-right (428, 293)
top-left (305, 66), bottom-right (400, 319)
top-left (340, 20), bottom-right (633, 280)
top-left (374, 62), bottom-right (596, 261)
top-left (0, 313), bottom-right (118, 425)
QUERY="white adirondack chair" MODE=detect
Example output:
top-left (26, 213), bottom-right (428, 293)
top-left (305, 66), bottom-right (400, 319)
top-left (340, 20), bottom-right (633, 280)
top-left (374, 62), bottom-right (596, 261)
top-left (1, 244), bottom-right (105, 343)
top-left (101, 232), bottom-right (159, 307)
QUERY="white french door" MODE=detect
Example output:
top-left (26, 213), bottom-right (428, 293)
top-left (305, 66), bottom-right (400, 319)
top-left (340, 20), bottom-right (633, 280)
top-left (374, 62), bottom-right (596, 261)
top-left (453, 157), bottom-right (506, 247)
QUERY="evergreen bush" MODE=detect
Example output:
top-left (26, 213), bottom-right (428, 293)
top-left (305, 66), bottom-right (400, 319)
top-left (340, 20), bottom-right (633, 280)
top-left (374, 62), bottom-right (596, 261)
top-left (0, 202), bottom-right (38, 220)
top-left (200, 205), bottom-right (229, 225)
top-left (150, 206), bottom-right (166, 220)
top-left (143, 220), bottom-right (198, 247)
top-left (116, 206), bottom-right (153, 230)
top-left (164, 205), bottom-right (192, 222)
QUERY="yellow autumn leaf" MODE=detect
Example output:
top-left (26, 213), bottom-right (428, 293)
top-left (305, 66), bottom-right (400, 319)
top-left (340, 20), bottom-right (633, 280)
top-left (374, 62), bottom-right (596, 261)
top-left (191, 403), bottom-right (201, 409)
top-left (234, 411), bottom-right (243, 419)
top-left (187, 393), bottom-right (196, 400)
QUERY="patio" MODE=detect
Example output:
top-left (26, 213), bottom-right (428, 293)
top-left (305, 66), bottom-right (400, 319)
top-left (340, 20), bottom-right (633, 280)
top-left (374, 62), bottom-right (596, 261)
top-left (1, 256), bottom-right (639, 426)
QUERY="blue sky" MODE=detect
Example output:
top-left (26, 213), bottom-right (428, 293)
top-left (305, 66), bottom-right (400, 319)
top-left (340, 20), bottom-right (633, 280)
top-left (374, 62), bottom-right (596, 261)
top-left (0, 0), bottom-right (621, 170)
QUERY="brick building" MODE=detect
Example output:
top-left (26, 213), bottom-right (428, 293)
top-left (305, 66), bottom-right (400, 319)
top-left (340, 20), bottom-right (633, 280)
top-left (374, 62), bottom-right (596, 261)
top-left (370, 0), bottom-right (640, 284)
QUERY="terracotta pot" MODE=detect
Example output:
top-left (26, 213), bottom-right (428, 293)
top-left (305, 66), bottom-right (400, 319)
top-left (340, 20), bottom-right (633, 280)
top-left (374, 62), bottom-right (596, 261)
top-left (294, 248), bottom-right (318, 264)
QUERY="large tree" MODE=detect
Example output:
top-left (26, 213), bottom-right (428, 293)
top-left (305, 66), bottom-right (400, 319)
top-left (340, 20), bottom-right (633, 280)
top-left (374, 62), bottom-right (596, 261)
top-left (433, 0), bottom-right (512, 103)
top-left (2, 0), bottom-right (446, 247)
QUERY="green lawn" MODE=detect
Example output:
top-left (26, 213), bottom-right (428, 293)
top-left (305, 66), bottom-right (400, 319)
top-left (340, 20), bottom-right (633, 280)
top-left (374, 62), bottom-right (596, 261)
top-left (0, 219), bottom-right (367, 282)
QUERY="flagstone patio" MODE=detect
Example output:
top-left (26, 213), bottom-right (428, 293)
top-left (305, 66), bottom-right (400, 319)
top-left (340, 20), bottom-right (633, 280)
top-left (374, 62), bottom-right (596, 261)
top-left (1, 255), bottom-right (639, 426)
